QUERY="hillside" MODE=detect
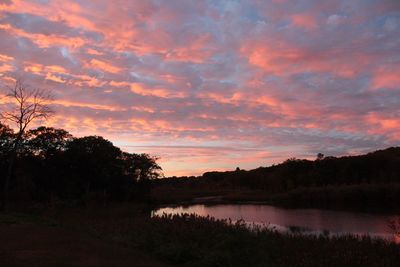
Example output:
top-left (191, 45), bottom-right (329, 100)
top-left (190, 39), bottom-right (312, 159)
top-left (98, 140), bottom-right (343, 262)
top-left (151, 147), bottom-right (400, 210)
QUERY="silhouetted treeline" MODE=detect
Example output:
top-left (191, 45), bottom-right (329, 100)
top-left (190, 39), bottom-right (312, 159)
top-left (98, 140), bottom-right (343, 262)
top-left (153, 148), bottom-right (400, 209)
top-left (201, 148), bottom-right (400, 190)
top-left (0, 123), bottom-right (162, 205)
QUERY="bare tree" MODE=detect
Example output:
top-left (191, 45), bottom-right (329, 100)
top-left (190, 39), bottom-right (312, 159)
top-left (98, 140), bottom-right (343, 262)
top-left (0, 79), bottom-right (53, 211)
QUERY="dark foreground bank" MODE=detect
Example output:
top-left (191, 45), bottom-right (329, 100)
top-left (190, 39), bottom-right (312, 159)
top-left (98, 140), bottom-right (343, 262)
top-left (1, 204), bottom-right (399, 267)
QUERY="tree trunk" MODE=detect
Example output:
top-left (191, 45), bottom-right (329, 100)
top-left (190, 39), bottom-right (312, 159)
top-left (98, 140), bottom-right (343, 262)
top-left (85, 181), bottom-right (91, 207)
top-left (49, 191), bottom-right (56, 210)
top-left (1, 134), bottom-right (22, 212)
top-left (103, 188), bottom-right (107, 207)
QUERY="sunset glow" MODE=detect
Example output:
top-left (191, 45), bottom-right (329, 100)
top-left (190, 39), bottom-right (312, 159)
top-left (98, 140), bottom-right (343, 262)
top-left (0, 0), bottom-right (399, 176)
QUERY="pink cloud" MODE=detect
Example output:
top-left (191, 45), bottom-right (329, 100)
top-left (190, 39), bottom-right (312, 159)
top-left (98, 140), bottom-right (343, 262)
top-left (291, 13), bottom-right (318, 30)
top-left (372, 65), bottom-right (400, 89)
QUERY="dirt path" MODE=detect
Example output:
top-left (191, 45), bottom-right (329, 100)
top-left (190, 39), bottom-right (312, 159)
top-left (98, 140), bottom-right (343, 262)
top-left (0, 221), bottom-right (167, 267)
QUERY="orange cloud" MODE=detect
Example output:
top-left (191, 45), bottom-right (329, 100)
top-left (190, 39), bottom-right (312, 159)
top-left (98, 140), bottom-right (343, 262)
top-left (365, 113), bottom-right (400, 140)
top-left (88, 59), bottom-right (122, 74)
top-left (241, 41), bottom-right (365, 78)
top-left (372, 66), bottom-right (400, 89)
top-left (0, 0), bottom-right (96, 35)
top-left (86, 48), bottom-right (103, 55)
top-left (243, 44), bottom-right (302, 75)
top-left (0, 23), bottom-right (86, 49)
top-left (22, 62), bottom-right (107, 88)
top-left (291, 13), bottom-right (317, 30)
top-left (109, 81), bottom-right (130, 87)
top-left (52, 99), bottom-right (126, 112)
top-left (130, 83), bottom-right (186, 98)
top-left (0, 54), bottom-right (14, 73)
top-left (24, 62), bottom-right (69, 84)
top-left (255, 95), bottom-right (281, 108)
top-left (73, 74), bottom-right (106, 88)
top-left (165, 34), bottom-right (215, 63)
top-left (0, 64), bottom-right (13, 72)
top-left (110, 80), bottom-right (186, 98)
top-left (24, 62), bottom-right (68, 75)
top-left (0, 53), bottom-right (13, 62)
top-left (45, 73), bottom-right (65, 83)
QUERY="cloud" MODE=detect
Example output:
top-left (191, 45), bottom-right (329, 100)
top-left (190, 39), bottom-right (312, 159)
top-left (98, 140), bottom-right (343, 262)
top-left (0, 0), bottom-right (399, 176)
top-left (327, 14), bottom-right (343, 25)
top-left (87, 59), bottom-right (122, 74)
top-left (291, 13), bottom-right (317, 30)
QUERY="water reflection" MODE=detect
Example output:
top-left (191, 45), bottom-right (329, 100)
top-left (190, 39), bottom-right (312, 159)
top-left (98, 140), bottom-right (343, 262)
top-left (152, 204), bottom-right (400, 242)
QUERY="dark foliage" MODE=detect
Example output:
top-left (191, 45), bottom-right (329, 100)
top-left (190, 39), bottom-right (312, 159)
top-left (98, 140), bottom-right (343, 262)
top-left (0, 123), bottom-right (162, 205)
top-left (153, 147), bottom-right (400, 209)
top-left (139, 214), bottom-right (400, 267)
top-left (199, 148), bottom-right (400, 190)
top-left (103, 212), bottom-right (400, 267)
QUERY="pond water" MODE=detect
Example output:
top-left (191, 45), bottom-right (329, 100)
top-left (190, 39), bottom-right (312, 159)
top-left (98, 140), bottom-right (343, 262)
top-left (152, 204), bottom-right (400, 243)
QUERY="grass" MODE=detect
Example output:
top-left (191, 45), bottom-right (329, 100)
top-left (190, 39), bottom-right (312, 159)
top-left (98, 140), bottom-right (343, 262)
top-left (0, 211), bottom-right (59, 226)
top-left (128, 213), bottom-right (400, 267)
top-left (48, 204), bottom-right (400, 267)
top-left (2, 204), bottom-right (400, 267)
top-left (0, 206), bottom-right (165, 267)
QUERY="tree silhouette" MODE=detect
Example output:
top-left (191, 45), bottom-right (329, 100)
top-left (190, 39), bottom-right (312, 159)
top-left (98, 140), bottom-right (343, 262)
top-left (24, 127), bottom-right (72, 204)
top-left (26, 126), bottom-right (72, 158)
top-left (121, 152), bottom-right (163, 181)
top-left (65, 136), bottom-right (123, 204)
top-left (0, 80), bottom-right (53, 211)
top-left (0, 123), bottom-right (14, 155)
top-left (0, 124), bottom-right (14, 194)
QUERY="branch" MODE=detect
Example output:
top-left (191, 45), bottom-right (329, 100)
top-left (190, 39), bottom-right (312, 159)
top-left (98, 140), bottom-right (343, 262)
top-left (1, 79), bottom-right (54, 134)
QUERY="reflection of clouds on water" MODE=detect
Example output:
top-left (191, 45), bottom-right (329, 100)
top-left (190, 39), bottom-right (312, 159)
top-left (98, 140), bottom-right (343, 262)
top-left (153, 204), bottom-right (400, 243)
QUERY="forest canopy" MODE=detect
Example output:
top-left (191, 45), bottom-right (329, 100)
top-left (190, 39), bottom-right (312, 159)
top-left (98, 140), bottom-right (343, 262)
top-left (0, 122), bottom-right (162, 203)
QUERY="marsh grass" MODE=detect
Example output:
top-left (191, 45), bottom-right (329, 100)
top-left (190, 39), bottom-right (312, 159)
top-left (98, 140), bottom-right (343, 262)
top-left (127, 213), bottom-right (400, 267)
top-left (0, 212), bottom-right (59, 226)
top-left (5, 205), bottom-right (399, 267)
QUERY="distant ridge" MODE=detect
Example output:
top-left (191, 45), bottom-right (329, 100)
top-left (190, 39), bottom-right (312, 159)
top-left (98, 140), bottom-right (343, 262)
top-left (153, 147), bottom-right (400, 209)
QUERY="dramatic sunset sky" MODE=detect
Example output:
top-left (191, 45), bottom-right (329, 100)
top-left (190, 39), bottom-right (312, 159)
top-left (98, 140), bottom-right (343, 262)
top-left (0, 0), bottom-right (399, 176)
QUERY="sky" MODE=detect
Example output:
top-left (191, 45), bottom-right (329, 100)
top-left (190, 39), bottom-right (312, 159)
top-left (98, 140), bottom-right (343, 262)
top-left (0, 0), bottom-right (399, 176)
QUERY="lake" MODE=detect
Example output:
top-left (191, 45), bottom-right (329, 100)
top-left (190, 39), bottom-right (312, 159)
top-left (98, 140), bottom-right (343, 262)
top-left (152, 204), bottom-right (400, 243)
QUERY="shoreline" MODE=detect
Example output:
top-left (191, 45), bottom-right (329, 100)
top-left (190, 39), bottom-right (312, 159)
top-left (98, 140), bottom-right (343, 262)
top-left (152, 196), bottom-right (400, 215)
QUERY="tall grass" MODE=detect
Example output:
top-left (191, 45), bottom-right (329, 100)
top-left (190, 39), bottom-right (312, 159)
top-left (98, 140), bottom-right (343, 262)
top-left (126, 213), bottom-right (400, 267)
top-left (33, 205), bottom-right (400, 267)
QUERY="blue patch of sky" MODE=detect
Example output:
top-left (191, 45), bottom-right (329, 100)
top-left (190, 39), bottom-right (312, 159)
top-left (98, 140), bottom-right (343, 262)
top-left (60, 47), bottom-right (77, 64)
